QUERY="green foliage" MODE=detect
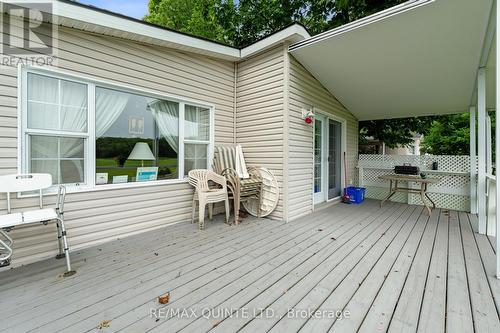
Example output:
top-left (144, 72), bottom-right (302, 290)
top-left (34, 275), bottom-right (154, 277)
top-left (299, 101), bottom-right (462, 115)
top-left (145, 0), bottom-right (237, 45)
top-left (420, 114), bottom-right (470, 155)
top-left (359, 117), bottom-right (435, 149)
top-left (145, 0), bottom-right (407, 47)
top-left (420, 112), bottom-right (496, 156)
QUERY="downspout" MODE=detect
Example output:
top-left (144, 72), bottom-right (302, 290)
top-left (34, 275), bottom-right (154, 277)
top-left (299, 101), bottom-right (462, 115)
top-left (282, 43), bottom-right (290, 222)
top-left (234, 62), bottom-right (238, 144)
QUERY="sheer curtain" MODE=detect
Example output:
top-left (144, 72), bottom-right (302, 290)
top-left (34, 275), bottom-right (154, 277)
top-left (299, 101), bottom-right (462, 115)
top-left (29, 75), bottom-right (88, 183)
top-left (149, 100), bottom-right (179, 153)
top-left (60, 80), bottom-right (88, 132)
top-left (95, 88), bottom-right (130, 137)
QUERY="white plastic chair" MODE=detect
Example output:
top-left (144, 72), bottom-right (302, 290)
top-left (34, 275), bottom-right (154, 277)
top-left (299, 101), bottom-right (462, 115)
top-left (188, 170), bottom-right (230, 230)
top-left (0, 174), bottom-right (75, 276)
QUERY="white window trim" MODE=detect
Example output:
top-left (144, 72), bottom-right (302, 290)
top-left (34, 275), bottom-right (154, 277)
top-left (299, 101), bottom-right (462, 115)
top-left (18, 65), bottom-right (215, 196)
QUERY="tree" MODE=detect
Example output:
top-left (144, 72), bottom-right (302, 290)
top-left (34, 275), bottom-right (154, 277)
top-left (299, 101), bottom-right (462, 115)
top-left (145, 0), bottom-right (237, 45)
top-left (144, 0), bottom-right (407, 47)
top-left (359, 117), bottom-right (435, 149)
top-left (420, 114), bottom-right (470, 155)
top-left (420, 112), bottom-right (496, 156)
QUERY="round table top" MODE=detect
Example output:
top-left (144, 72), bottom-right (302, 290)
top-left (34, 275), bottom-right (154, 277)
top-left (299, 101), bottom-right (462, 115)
top-left (243, 167), bottom-right (280, 217)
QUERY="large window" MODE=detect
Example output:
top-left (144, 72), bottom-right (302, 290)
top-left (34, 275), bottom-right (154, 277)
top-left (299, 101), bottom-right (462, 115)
top-left (95, 87), bottom-right (179, 184)
top-left (21, 70), bottom-right (213, 190)
top-left (26, 73), bottom-right (88, 185)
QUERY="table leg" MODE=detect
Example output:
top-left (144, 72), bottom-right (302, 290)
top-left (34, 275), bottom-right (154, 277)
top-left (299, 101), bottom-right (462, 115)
top-left (424, 183), bottom-right (436, 209)
top-left (381, 179), bottom-right (396, 207)
top-left (420, 183), bottom-right (432, 215)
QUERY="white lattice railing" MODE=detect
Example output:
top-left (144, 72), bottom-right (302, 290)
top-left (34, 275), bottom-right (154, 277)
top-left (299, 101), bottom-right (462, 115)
top-left (358, 154), bottom-right (474, 212)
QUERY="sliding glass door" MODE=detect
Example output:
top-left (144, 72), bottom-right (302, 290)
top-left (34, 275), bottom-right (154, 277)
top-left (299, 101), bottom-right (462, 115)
top-left (314, 115), bottom-right (343, 204)
top-left (313, 118), bottom-right (325, 203)
top-left (328, 119), bottom-right (342, 199)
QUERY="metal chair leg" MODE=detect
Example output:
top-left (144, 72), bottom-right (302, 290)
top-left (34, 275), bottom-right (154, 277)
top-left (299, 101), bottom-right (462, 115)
top-left (55, 222), bottom-right (65, 259)
top-left (57, 217), bottom-right (76, 277)
top-left (0, 235), bottom-right (13, 267)
top-left (0, 229), bottom-right (13, 247)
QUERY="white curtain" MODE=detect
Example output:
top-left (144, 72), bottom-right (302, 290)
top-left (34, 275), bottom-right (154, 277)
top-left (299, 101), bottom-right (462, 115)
top-left (28, 74), bottom-right (88, 132)
top-left (60, 80), bottom-right (88, 132)
top-left (185, 105), bottom-right (209, 140)
top-left (31, 136), bottom-right (85, 184)
top-left (149, 100), bottom-right (179, 153)
top-left (28, 74), bottom-right (88, 183)
top-left (27, 73), bottom-right (59, 130)
top-left (95, 88), bottom-right (130, 137)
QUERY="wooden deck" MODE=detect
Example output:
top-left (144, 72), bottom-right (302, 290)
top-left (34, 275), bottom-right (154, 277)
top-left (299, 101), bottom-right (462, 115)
top-left (0, 199), bottom-right (499, 333)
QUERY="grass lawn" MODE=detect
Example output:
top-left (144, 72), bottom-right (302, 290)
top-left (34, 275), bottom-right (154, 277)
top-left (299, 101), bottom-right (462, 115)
top-left (96, 157), bottom-right (178, 183)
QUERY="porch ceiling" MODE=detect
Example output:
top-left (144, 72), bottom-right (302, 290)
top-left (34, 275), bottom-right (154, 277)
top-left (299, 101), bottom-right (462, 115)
top-left (289, 0), bottom-right (494, 120)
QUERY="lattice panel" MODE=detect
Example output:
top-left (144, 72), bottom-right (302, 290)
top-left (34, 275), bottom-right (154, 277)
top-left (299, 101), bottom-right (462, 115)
top-left (409, 193), bottom-right (470, 212)
top-left (366, 187), bottom-right (408, 203)
top-left (359, 154), bottom-right (473, 172)
top-left (359, 155), bottom-right (473, 212)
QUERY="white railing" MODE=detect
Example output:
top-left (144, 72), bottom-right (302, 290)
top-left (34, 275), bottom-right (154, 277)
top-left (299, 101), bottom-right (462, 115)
top-left (486, 174), bottom-right (496, 237)
top-left (358, 154), bottom-right (474, 212)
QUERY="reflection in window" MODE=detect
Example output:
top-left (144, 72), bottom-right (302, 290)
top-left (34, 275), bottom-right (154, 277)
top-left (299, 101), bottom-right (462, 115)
top-left (95, 87), bottom-right (179, 184)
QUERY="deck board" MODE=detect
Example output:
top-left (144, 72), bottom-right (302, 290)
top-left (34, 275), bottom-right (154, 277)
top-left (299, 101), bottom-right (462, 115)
top-left (0, 199), bottom-right (499, 333)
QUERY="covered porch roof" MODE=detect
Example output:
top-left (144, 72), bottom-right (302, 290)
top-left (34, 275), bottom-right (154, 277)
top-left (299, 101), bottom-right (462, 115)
top-left (289, 0), bottom-right (494, 120)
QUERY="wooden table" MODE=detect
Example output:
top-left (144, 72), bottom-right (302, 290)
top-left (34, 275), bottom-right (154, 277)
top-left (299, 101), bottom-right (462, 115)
top-left (379, 174), bottom-right (439, 215)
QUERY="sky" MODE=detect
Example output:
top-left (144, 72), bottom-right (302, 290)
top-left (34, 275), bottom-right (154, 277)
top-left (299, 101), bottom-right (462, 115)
top-left (79, 0), bottom-right (149, 19)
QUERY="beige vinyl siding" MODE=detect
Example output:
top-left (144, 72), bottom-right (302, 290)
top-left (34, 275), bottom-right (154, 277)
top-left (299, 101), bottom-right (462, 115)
top-left (0, 18), bottom-right (235, 267)
top-left (287, 55), bottom-right (359, 221)
top-left (236, 45), bottom-right (285, 220)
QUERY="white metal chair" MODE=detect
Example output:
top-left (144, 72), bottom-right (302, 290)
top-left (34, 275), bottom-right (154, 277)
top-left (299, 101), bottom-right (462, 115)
top-left (188, 169), bottom-right (230, 230)
top-left (0, 174), bottom-right (75, 277)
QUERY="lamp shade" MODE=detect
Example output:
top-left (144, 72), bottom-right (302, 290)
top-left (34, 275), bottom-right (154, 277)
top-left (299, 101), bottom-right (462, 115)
top-left (128, 142), bottom-right (155, 161)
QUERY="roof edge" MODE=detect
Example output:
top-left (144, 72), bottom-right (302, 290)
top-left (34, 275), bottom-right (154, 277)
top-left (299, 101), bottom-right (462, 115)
top-left (3, 0), bottom-right (311, 61)
top-left (289, 0), bottom-right (434, 51)
top-left (240, 24), bottom-right (310, 59)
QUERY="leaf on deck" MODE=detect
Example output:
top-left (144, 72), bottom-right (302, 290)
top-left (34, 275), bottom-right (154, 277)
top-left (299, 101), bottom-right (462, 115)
top-left (97, 320), bottom-right (111, 329)
top-left (158, 292), bottom-right (170, 304)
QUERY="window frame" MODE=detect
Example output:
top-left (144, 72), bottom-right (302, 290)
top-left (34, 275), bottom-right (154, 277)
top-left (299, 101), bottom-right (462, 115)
top-left (19, 66), bottom-right (215, 194)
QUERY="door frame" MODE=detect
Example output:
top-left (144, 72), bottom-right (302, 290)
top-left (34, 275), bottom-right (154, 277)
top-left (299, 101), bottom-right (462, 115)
top-left (312, 109), bottom-right (347, 205)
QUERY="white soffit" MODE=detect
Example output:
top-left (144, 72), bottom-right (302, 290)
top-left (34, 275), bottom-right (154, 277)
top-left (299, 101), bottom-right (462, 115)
top-left (290, 0), bottom-right (493, 120)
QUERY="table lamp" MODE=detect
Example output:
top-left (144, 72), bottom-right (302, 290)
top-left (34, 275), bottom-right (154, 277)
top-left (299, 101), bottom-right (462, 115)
top-left (128, 142), bottom-right (155, 167)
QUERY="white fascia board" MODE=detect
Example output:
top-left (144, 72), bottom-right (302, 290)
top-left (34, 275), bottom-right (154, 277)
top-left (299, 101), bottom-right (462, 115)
top-left (5, 0), bottom-right (240, 60)
top-left (289, 0), bottom-right (434, 51)
top-left (54, 1), bottom-right (241, 59)
top-left (240, 25), bottom-right (310, 59)
top-left (5, 1), bottom-right (310, 61)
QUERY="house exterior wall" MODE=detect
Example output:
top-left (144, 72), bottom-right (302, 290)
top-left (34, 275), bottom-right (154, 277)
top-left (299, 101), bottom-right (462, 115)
top-left (0, 19), bottom-right (235, 266)
top-left (0, 16), bottom-right (359, 267)
top-left (287, 55), bottom-right (359, 221)
top-left (235, 45), bottom-right (286, 220)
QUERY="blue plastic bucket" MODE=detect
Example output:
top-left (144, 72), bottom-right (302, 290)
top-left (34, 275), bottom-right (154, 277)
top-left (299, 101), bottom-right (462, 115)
top-left (345, 186), bottom-right (366, 204)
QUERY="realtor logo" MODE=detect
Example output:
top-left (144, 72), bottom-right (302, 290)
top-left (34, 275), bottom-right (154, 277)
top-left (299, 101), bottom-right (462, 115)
top-left (1, 1), bottom-right (55, 55)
